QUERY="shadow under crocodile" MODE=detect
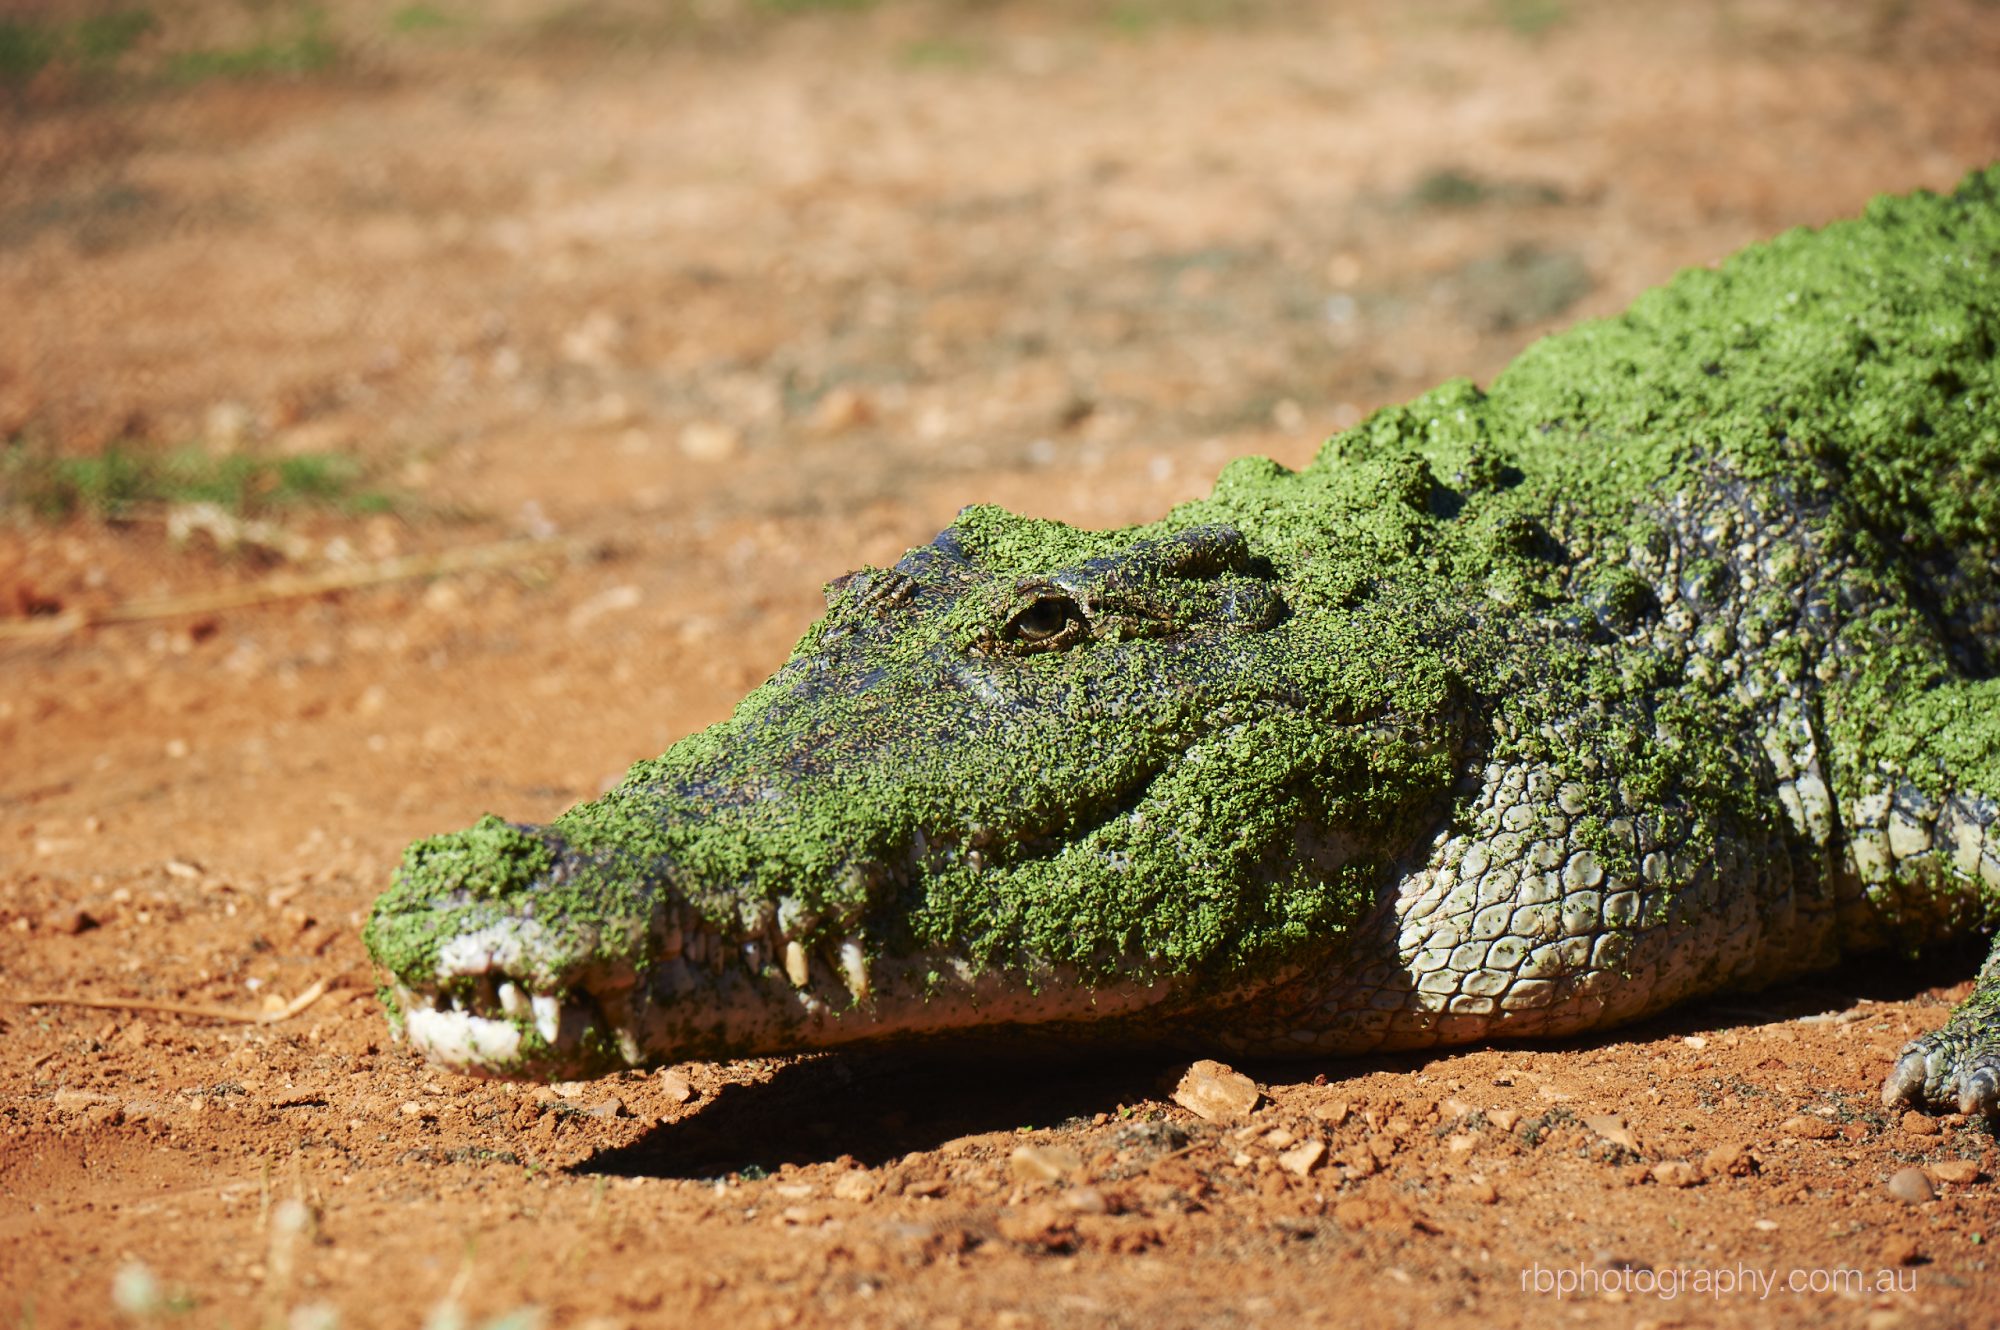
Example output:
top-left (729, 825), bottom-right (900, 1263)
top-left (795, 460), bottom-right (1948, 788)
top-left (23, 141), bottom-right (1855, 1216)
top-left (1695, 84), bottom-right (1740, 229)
top-left (573, 939), bottom-right (1989, 1181)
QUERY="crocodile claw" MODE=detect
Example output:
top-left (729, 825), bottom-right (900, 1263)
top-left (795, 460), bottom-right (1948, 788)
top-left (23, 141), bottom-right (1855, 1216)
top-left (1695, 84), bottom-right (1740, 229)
top-left (1881, 1028), bottom-right (2000, 1116)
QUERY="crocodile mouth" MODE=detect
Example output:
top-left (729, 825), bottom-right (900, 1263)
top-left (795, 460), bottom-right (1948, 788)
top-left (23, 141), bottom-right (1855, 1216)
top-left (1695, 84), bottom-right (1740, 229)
top-left (387, 899), bottom-right (882, 1076)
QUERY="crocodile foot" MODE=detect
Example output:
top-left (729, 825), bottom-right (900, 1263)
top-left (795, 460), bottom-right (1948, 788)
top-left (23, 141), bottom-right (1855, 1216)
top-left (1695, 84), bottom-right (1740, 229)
top-left (1882, 1005), bottom-right (2000, 1116)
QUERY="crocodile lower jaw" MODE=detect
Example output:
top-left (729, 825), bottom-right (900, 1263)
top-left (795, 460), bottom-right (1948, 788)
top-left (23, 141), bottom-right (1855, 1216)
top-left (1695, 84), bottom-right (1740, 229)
top-left (392, 953), bottom-right (1204, 1076)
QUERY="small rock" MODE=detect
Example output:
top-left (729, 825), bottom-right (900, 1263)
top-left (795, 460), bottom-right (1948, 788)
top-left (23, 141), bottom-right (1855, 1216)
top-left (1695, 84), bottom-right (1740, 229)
top-left (1886, 1167), bottom-right (1936, 1204)
top-left (42, 906), bottom-right (96, 935)
top-left (1928, 1160), bottom-right (1981, 1185)
top-left (1445, 1133), bottom-right (1478, 1154)
top-left (1752, 1218), bottom-right (1779, 1232)
top-left (1462, 1178), bottom-right (1499, 1205)
top-left (1313, 1100), bottom-right (1350, 1126)
top-left (1487, 1108), bottom-right (1520, 1133)
top-left (1262, 1128), bottom-right (1296, 1149)
top-left (1277, 1140), bottom-right (1326, 1177)
top-left (903, 1177), bottom-right (948, 1198)
top-left (399, 1101), bottom-right (428, 1118)
top-left (831, 1170), bottom-right (876, 1202)
top-left (1899, 1111), bottom-right (1941, 1137)
top-left (1704, 1142), bottom-right (1758, 1177)
top-left (1171, 1059), bottom-right (1261, 1124)
top-left (53, 1089), bottom-right (119, 1113)
top-left (1650, 1161), bottom-right (1701, 1188)
top-left (1008, 1145), bottom-right (1082, 1183)
top-left (1780, 1115), bottom-right (1839, 1140)
top-left (585, 1097), bottom-right (626, 1120)
top-left (1060, 1186), bottom-right (1110, 1215)
top-left (1583, 1114), bottom-right (1643, 1154)
top-left (657, 1070), bottom-right (695, 1104)
top-left (1880, 1236), bottom-right (1922, 1267)
top-left (679, 420), bottom-right (743, 461)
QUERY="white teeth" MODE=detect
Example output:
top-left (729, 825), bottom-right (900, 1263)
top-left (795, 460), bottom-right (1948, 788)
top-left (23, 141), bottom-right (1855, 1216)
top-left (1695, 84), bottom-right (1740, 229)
top-left (530, 994), bottom-right (561, 1043)
top-left (784, 939), bottom-right (810, 989)
top-left (838, 937), bottom-right (870, 1002)
top-left (497, 981), bottom-right (529, 1019)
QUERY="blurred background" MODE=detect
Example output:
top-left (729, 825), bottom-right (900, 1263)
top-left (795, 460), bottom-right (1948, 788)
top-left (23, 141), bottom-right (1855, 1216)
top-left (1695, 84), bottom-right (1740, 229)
top-left (3, 0), bottom-right (2000, 880)
top-left (4, 6), bottom-right (2000, 1324)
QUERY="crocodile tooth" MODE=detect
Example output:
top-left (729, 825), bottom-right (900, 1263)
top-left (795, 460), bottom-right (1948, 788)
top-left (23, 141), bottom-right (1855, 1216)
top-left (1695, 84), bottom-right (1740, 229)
top-left (784, 939), bottom-right (810, 989)
top-left (497, 981), bottom-right (529, 1019)
top-left (530, 994), bottom-right (561, 1044)
top-left (838, 937), bottom-right (870, 1002)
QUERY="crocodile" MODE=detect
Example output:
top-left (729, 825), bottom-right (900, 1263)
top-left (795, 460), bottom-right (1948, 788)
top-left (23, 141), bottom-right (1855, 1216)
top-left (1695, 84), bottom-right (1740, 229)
top-left (364, 166), bottom-right (2000, 1115)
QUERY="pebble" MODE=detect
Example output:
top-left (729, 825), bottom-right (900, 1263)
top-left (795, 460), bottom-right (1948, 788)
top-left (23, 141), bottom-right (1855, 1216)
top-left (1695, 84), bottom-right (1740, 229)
top-left (657, 1070), bottom-right (695, 1105)
top-left (1445, 1133), bottom-right (1478, 1154)
top-left (1008, 1145), bottom-right (1082, 1183)
top-left (1583, 1114), bottom-right (1643, 1153)
top-left (1899, 1111), bottom-right (1940, 1137)
top-left (831, 1170), bottom-right (876, 1202)
top-left (53, 1089), bottom-right (120, 1113)
top-left (1886, 1167), bottom-right (1936, 1204)
top-left (1650, 1161), bottom-right (1701, 1188)
top-left (1170, 1059), bottom-right (1261, 1124)
top-left (1277, 1140), bottom-right (1326, 1177)
top-left (1780, 1115), bottom-right (1839, 1140)
top-left (1462, 1178), bottom-right (1499, 1205)
top-left (1928, 1159), bottom-right (1981, 1185)
top-left (1703, 1142), bottom-right (1758, 1177)
top-left (1313, 1100), bottom-right (1351, 1126)
top-left (584, 1097), bottom-right (626, 1120)
top-left (1487, 1108), bottom-right (1520, 1133)
top-left (1060, 1186), bottom-right (1109, 1215)
top-left (1880, 1236), bottom-right (1922, 1267)
top-left (42, 906), bottom-right (97, 935)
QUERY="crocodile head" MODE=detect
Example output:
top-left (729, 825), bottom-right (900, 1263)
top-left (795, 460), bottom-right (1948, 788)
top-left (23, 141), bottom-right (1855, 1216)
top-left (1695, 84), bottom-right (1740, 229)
top-left (362, 503), bottom-right (1462, 1078)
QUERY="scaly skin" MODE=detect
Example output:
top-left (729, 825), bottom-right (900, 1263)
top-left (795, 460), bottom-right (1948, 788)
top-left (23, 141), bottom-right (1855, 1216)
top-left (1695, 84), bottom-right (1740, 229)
top-left (364, 167), bottom-right (2000, 1113)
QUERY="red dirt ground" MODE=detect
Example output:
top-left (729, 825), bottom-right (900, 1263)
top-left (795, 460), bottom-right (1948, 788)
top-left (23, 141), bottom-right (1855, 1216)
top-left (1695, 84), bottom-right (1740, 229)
top-left (4, 2), bottom-right (1999, 1326)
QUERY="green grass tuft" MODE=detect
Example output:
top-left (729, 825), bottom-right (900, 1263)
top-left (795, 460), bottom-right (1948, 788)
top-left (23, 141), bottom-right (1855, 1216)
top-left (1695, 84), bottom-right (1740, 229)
top-left (1, 440), bottom-right (393, 522)
top-left (0, 19), bottom-right (59, 86)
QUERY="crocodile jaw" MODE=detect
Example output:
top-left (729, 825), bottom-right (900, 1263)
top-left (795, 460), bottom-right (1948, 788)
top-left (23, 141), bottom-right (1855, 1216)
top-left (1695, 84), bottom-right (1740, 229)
top-left (390, 921), bottom-right (1191, 1078)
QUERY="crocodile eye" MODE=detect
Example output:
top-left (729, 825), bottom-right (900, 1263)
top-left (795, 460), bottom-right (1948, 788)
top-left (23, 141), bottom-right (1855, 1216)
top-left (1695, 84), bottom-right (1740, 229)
top-left (1004, 594), bottom-right (1089, 650)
